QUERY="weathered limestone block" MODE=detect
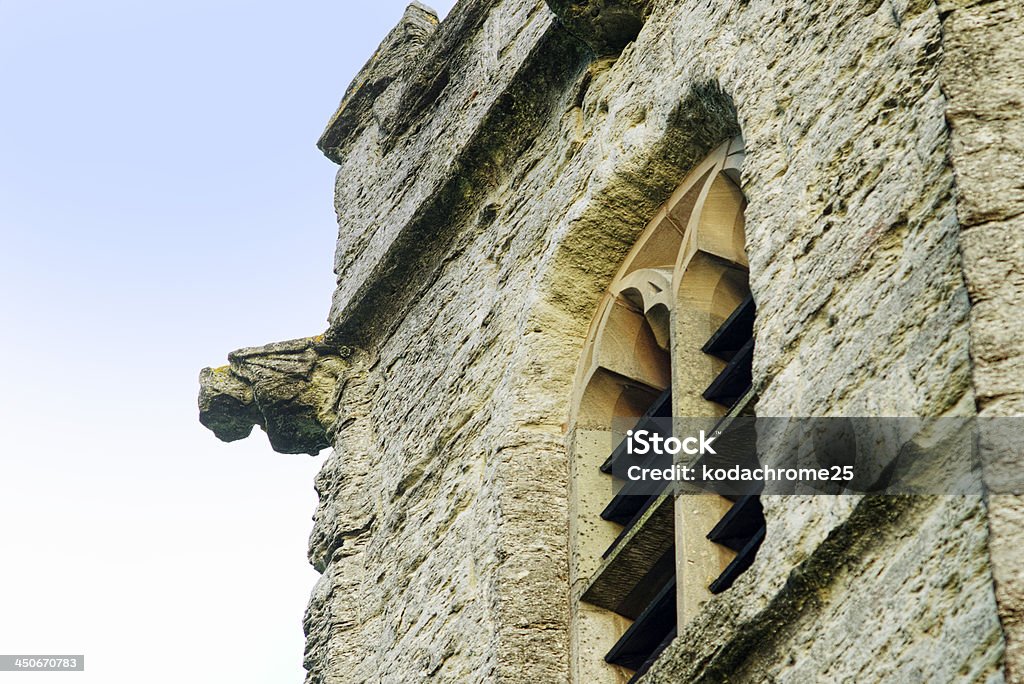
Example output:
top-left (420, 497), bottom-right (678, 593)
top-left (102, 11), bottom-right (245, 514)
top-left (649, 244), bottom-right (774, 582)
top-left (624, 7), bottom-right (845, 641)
top-left (317, 2), bottom-right (440, 164)
top-left (199, 337), bottom-right (346, 455)
top-left (940, 0), bottom-right (1024, 229)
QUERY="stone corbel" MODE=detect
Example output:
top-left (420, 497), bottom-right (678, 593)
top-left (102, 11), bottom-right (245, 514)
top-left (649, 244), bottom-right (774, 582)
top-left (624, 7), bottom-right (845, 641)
top-left (198, 336), bottom-right (348, 455)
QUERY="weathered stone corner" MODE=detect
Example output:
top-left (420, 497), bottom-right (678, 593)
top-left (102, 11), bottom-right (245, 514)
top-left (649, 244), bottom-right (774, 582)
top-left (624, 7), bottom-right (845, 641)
top-left (198, 336), bottom-right (347, 455)
top-left (317, 2), bottom-right (440, 164)
top-left (545, 0), bottom-right (653, 55)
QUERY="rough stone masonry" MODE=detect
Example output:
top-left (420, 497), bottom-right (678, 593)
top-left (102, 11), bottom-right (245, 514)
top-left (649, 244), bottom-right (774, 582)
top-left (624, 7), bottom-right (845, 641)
top-left (199, 1), bottom-right (1023, 682)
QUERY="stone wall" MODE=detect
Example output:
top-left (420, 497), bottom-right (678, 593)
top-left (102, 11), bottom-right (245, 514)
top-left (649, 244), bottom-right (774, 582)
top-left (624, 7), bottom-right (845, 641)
top-left (199, 0), bottom-right (1022, 681)
top-left (941, 1), bottom-right (1024, 678)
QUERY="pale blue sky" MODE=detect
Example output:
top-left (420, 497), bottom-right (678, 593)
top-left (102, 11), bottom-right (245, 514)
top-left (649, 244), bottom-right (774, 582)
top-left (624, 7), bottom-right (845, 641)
top-left (0, 1), bottom-right (455, 681)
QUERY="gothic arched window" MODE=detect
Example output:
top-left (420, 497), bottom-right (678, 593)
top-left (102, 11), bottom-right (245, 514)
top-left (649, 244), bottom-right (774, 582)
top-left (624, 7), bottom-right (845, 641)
top-left (568, 136), bottom-right (764, 683)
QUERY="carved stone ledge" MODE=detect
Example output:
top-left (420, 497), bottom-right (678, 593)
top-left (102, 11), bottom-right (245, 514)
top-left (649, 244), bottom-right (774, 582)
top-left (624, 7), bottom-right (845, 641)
top-left (198, 336), bottom-right (348, 455)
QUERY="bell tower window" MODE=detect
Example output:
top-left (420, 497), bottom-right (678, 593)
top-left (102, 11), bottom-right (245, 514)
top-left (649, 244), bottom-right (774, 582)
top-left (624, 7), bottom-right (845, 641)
top-left (567, 136), bottom-right (764, 683)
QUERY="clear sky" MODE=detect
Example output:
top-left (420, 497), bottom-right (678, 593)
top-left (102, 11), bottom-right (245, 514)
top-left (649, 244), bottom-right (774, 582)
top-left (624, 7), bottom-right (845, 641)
top-left (0, 1), bottom-right (456, 681)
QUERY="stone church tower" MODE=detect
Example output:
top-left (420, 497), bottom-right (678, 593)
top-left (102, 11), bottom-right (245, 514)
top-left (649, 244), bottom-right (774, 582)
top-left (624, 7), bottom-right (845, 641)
top-left (199, 1), bottom-right (1024, 681)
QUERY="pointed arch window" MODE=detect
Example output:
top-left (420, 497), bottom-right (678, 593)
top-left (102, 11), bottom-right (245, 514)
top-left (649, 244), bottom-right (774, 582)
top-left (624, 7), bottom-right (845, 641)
top-left (568, 136), bottom-right (765, 683)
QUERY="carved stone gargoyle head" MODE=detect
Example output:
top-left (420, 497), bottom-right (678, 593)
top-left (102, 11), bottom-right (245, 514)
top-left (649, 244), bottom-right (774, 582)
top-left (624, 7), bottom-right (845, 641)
top-left (198, 336), bottom-right (346, 456)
